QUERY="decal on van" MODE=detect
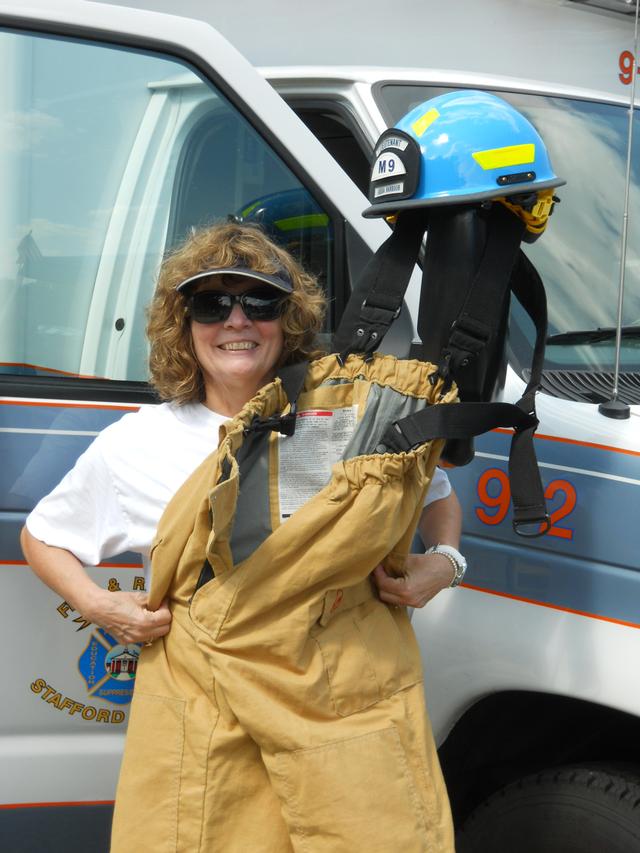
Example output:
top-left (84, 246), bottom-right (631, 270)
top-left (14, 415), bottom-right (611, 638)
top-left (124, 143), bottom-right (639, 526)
top-left (30, 677), bottom-right (126, 724)
top-left (78, 628), bottom-right (139, 706)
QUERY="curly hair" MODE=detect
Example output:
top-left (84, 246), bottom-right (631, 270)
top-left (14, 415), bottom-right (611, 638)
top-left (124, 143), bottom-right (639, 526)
top-left (147, 222), bottom-right (327, 404)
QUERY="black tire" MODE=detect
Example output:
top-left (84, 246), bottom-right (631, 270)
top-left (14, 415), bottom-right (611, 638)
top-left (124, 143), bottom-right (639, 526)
top-left (456, 766), bottom-right (640, 853)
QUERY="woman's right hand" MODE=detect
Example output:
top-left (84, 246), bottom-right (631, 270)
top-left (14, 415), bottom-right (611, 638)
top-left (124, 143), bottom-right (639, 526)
top-left (20, 526), bottom-right (172, 646)
top-left (84, 589), bottom-right (172, 646)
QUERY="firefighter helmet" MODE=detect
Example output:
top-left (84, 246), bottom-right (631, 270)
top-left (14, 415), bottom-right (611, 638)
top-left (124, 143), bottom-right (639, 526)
top-left (364, 89), bottom-right (565, 220)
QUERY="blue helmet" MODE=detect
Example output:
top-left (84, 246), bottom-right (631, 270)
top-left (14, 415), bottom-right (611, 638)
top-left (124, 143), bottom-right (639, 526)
top-left (237, 187), bottom-right (329, 239)
top-left (364, 90), bottom-right (565, 218)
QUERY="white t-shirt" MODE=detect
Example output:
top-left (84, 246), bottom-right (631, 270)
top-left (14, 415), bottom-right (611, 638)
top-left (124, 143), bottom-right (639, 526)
top-left (26, 402), bottom-right (226, 575)
top-left (26, 401), bottom-right (451, 575)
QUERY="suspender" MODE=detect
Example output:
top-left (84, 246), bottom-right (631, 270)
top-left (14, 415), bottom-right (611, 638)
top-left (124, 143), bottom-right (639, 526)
top-left (334, 204), bottom-right (550, 537)
top-left (243, 361), bottom-right (309, 438)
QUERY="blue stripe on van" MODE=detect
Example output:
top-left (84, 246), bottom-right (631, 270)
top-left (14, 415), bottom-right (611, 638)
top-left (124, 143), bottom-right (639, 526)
top-left (0, 401), bottom-right (144, 569)
top-left (484, 429), bottom-right (640, 479)
top-left (0, 515), bottom-right (141, 567)
top-left (447, 427), bottom-right (640, 627)
top-left (462, 533), bottom-right (640, 628)
top-left (0, 400), bottom-right (137, 432)
top-left (0, 801), bottom-right (112, 853)
top-left (0, 402), bottom-right (139, 510)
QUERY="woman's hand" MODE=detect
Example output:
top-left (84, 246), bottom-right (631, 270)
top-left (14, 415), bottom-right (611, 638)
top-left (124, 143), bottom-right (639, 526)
top-left (20, 526), bottom-right (171, 646)
top-left (84, 589), bottom-right (172, 646)
top-left (373, 486), bottom-right (464, 608)
top-left (372, 552), bottom-right (454, 608)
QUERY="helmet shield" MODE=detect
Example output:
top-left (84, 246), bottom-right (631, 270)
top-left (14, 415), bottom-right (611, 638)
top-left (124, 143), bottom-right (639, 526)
top-left (368, 129), bottom-right (421, 205)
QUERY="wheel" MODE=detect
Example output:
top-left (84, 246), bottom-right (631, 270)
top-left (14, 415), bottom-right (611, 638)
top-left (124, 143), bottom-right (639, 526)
top-left (456, 766), bottom-right (640, 853)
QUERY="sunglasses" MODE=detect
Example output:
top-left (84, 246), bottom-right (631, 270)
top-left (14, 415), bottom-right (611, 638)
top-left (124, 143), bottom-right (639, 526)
top-left (187, 288), bottom-right (287, 324)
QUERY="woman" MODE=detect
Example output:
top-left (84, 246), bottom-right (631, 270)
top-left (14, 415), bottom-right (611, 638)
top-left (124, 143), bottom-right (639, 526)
top-left (22, 222), bottom-right (461, 851)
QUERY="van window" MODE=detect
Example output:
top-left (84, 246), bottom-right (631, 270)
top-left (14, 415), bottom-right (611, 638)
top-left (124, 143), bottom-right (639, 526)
top-left (376, 84), bottom-right (640, 386)
top-left (291, 108), bottom-right (372, 195)
top-left (0, 31), bottom-right (334, 388)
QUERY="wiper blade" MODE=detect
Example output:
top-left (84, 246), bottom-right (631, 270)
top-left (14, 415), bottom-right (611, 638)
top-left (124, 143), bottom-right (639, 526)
top-left (547, 325), bottom-right (640, 345)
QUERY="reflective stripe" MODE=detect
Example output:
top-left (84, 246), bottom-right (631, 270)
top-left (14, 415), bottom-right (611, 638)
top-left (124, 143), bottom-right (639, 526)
top-left (273, 213), bottom-right (329, 231)
top-left (476, 450), bottom-right (640, 487)
top-left (0, 427), bottom-right (99, 436)
top-left (472, 143), bottom-right (535, 170)
top-left (240, 199), bottom-right (262, 217)
top-left (410, 107), bottom-right (440, 138)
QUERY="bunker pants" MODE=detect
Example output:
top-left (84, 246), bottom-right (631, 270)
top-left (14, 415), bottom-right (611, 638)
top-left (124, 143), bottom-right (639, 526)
top-left (111, 354), bottom-right (456, 852)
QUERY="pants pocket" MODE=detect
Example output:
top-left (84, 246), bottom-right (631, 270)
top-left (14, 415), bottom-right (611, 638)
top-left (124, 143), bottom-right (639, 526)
top-left (311, 598), bottom-right (422, 716)
top-left (271, 727), bottom-right (428, 853)
top-left (111, 692), bottom-right (185, 853)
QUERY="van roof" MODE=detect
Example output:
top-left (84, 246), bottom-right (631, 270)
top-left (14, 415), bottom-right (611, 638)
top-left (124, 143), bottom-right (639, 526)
top-left (260, 65), bottom-right (631, 107)
top-left (98, 0), bottom-right (635, 96)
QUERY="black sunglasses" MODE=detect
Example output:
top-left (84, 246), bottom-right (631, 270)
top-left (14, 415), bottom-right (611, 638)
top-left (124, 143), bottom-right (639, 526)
top-left (187, 288), bottom-right (287, 324)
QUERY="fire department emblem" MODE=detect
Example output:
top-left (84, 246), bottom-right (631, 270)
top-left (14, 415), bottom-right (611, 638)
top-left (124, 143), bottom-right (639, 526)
top-left (78, 628), bottom-right (140, 706)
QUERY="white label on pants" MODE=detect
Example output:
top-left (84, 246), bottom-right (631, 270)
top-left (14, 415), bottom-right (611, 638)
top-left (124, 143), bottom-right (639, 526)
top-left (278, 407), bottom-right (356, 521)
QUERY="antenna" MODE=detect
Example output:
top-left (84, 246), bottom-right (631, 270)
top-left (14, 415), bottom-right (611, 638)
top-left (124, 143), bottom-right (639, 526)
top-left (599, 0), bottom-right (638, 419)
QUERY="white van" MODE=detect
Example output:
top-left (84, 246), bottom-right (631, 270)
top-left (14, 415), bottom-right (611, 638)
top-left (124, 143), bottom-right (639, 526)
top-left (2, 0), bottom-right (640, 851)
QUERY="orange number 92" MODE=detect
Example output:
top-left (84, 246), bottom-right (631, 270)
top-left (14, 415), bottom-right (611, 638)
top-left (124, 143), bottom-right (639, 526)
top-left (475, 468), bottom-right (576, 540)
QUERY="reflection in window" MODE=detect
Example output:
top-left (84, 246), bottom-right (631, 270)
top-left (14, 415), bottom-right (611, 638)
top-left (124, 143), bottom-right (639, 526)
top-left (168, 106), bottom-right (332, 291)
top-left (0, 32), bottom-right (333, 385)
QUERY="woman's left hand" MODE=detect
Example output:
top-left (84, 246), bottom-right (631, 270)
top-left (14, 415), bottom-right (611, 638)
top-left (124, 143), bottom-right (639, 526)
top-left (372, 552), bottom-right (454, 608)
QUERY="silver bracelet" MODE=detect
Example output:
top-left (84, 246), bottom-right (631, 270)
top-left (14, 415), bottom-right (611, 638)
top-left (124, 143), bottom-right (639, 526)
top-left (426, 544), bottom-right (467, 588)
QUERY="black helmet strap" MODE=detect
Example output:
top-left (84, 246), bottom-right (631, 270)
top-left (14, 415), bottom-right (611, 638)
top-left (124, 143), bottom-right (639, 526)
top-left (421, 204), bottom-right (526, 394)
top-left (333, 209), bottom-right (427, 360)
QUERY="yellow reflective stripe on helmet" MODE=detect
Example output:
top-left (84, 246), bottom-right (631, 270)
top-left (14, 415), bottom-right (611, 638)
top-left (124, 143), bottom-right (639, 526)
top-left (411, 108), bottom-right (440, 138)
top-left (241, 200), bottom-right (262, 217)
top-left (274, 213), bottom-right (329, 232)
top-left (472, 143), bottom-right (535, 170)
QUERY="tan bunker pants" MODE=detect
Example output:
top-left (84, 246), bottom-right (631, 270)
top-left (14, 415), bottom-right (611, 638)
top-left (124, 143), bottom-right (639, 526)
top-left (111, 355), bottom-right (456, 852)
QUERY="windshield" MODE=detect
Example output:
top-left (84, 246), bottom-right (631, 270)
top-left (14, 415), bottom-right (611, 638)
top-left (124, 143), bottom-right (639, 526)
top-left (377, 84), bottom-right (640, 374)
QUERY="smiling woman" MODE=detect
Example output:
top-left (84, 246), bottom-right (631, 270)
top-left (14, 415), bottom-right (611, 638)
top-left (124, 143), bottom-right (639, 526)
top-left (146, 222), bottom-right (326, 409)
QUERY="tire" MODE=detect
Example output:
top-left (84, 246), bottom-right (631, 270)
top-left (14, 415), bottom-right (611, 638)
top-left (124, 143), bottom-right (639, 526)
top-left (456, 766), bottom-right (640, 853)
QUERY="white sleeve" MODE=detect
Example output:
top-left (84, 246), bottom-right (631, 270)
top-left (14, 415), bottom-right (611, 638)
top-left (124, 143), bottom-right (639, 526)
top-left (423, 465), bottom-right (452, 507)
top-left (25, 436), bottom-right (133, 566)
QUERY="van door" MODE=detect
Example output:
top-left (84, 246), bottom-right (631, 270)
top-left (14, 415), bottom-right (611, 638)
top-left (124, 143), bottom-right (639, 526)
top-left (0, 4), bottom-right (391, 850)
